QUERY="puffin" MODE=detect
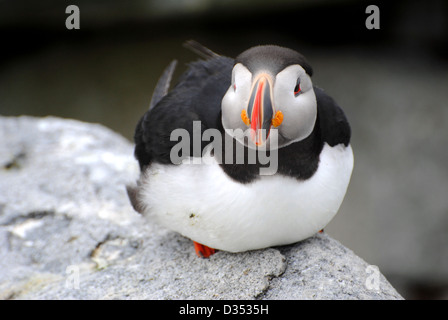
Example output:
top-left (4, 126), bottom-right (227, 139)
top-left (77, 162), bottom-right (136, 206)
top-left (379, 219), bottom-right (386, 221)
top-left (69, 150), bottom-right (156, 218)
top-left (127, 41), bottom-right (354, 258)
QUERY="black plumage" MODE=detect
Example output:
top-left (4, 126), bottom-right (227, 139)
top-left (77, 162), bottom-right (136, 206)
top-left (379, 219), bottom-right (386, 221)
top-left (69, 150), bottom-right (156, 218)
top-left (236, 45), bottom-right (313, 77)
top-left (133, 47), bottom-right (350, 184)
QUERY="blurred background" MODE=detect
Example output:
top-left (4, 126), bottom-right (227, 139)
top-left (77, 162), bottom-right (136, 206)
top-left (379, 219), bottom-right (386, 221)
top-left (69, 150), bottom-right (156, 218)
top-left (1, 0), bottom-right (447, 299)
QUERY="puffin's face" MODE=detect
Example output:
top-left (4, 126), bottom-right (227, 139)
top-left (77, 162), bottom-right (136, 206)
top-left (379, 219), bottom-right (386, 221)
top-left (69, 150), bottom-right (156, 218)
top-left (221, 46), bottom-right (317, 150)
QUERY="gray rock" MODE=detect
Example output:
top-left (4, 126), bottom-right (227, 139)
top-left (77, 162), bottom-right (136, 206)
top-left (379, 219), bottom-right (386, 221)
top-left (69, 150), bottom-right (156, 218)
top-left (0, 116), bottom-right (403, 300)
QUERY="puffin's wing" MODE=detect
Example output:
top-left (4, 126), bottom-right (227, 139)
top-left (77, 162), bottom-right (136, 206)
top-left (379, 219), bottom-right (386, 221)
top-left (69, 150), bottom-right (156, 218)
top-left (133, 55), bottom-right (234, 170)
top-left (314, 86), bottom-right (351, 147)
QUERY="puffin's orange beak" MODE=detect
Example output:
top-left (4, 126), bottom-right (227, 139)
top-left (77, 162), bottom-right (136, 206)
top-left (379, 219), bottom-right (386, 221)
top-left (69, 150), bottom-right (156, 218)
top-left (246, 74), bottom-right (274, 146)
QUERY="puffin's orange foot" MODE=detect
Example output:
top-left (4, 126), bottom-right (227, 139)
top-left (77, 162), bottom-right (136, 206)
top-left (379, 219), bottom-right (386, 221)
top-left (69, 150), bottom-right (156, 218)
top-left (319, 229), bottom-right (324, 233)
top-left (193, 241), bottom-right (216, 258)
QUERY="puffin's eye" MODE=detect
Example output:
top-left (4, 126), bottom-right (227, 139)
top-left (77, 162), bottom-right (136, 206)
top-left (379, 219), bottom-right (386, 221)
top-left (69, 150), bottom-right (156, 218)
top-left (294, 79), bottom-right (301, 96)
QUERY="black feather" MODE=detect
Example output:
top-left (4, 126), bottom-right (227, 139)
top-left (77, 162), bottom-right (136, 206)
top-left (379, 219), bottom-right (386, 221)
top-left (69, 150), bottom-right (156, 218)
top-left (148, 60), bottom-right (178, 111)
top-left (236, 45), bottom-right (313, 76)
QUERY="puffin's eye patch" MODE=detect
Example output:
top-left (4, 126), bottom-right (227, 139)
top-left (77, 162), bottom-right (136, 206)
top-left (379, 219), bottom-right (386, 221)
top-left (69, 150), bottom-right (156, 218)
top-left (294, 79), bottom-right (301, 96)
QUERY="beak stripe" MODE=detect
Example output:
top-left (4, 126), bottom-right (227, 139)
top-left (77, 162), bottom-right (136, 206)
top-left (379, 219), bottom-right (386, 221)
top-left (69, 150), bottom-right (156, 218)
top-left (251, 79), bottom-right (264, 136)
top-left (246, 74), bottom-right (274, 146)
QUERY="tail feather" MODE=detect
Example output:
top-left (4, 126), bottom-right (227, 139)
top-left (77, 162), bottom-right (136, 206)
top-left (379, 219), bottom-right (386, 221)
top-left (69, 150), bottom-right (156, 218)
top-left (183, 40), bottom-right (220, 60)
top-left (126, 184), bottom-right (144, 214)
top-left (148, 60), bottom-right (178, 111)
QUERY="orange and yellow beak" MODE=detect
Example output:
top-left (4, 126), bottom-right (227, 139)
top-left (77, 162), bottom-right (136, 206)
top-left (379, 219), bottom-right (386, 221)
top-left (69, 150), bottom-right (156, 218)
top-left (240, 74), bottom-right (284, 146)
top-left (246, 74), bottom-right (274, 146)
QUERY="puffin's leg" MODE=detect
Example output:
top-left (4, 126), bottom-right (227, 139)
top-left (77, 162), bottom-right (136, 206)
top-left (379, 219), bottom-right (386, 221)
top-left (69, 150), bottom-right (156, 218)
top-left (319, 229), bottom-right (324, 233)
top-left (193, 241), bottom-right (216, 258)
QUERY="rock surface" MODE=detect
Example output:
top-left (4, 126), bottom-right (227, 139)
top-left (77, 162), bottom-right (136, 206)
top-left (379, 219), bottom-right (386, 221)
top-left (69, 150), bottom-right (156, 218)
top-left (0, 116), bottom-right (403, 300)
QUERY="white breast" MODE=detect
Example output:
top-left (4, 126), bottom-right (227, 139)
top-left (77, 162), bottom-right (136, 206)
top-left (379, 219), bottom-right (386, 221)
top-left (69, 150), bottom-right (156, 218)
top-left (138, 143), bottom-right (353, 252)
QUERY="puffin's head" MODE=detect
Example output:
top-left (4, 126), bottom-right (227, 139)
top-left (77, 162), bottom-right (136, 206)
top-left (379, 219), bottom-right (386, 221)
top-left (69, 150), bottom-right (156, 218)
top-left (221, 45), bottom-right (316, 150)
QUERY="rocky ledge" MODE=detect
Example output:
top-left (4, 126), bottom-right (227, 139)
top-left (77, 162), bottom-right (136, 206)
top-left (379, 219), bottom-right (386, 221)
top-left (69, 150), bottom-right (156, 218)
top-left (0, 116), bottom-right (402, 300)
